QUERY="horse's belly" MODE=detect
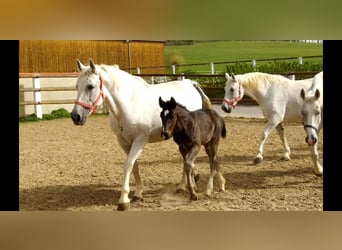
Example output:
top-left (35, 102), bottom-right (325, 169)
top-left (283, 109), bottom-right (302, 123)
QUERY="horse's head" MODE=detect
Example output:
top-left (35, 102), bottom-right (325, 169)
top-left (300, 88), bottom-right (322, 146)
top-left (71, 58), bottom-right (105, 125)
top-left (159, 96), bottom-right (178, 140)
top-left (221, 73), bottom-right (244, 113)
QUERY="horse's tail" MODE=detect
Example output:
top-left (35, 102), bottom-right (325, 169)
top-left (192, 81), bottom-right (212, 109)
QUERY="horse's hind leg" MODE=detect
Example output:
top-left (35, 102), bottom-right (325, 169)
top-left (205, 144), bottom-right (225, 196)
top-left (276, 123), bottom-right (291, 161)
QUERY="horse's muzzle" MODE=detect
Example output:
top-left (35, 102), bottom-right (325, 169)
top-left (305, 136), bottom-right (317, 146)
top-left (221, 103), bottom-right (232, 113)
top-left (71, 111), bottom-right (86, 125)
top-left (162, 131), bottom-right (171, 140)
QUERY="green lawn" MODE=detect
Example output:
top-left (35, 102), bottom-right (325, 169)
top-left (164, 40), bottom-right (323, 73)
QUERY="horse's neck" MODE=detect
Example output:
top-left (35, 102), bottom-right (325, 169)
top-left (174, 105), bottom-right (191, 132)
top-left (95, 68), bottom-right (136, 129)
top-left (103, 67), bottom-right (150, 114)
top-left (238, 74), bottom-right (265, 102)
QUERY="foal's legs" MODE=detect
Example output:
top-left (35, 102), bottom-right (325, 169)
top-left (204, 143), bottom-right (225, 196)
top-left (181, 144), bottom-right (201, 201)
top-left (177, 148), bottom-right (198, 193)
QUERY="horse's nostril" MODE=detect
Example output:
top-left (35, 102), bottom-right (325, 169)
top-left (221, 105), bottom-right (231, 113)
top-left (71, 112), bottom-right (82, 125)
top-left (163, 132), bottom-right (170, 140)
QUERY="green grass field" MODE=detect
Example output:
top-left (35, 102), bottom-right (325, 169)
top-left (164, 40), bottom-right (323, 73)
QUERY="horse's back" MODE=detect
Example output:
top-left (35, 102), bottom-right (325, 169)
top-left (153, 79), bottom-right (203, 111)
top-left (194, 108), bottom-right (227, 140)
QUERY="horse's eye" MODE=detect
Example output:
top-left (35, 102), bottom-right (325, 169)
top-left (230, 87), bottom-right (234, 92)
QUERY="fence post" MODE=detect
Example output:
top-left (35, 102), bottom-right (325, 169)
top-left (171, 65), bottom-right (176, 74)
top-left (252, 59), bottom-right (256, 70)
top-left (298, 57), bottom-right (303, 65)
top-left (210, 62), bottom-right (215, 74)
top-left (288, 74), bottom-right (295, 80)
top-left (33, 75), bottom-right (43, 119)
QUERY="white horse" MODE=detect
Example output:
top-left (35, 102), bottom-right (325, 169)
top-left (221, 71), bottom-right (322, 176)
top-left (71, 58), bottom-right (211, 211)
top-left (300, 71), bottom-right (323, 176)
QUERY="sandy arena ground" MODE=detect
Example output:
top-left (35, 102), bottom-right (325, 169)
top-left (19, 114), bottom-right (323, 211)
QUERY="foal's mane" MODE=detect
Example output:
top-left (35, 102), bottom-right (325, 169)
top-left (239, 72), bottom-right (289, 91)
top-left (175, 102), bottom-right (189, 112)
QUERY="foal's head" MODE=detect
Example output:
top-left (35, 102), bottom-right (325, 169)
top-left (159, 96), bottom-right (180, 140)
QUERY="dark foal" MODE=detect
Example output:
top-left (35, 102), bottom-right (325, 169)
top-left (159, 96), bottom-right (227, 201)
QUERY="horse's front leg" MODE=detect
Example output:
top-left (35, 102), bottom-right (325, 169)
top-left (254, 117), bottom-right (279, 164)
top-left (276, 123), bottom-right (291, 161)
top-left (311, 144), bottom-right (323, 177)
top-left (184, 145), bottom-right (201, 201)
top-left (131, 160), bottom-right (144, 202)
top-left (117, 137), bottom-right (146, 211)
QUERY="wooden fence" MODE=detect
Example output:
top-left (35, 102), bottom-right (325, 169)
top-left (18, 71), bottom-right (320, 118)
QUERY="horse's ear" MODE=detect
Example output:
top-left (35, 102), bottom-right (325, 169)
top-left (170, 97), bottom-right (176, 105)
top-left (314, 89), bottom-right (320, 99)
top-left (89, 58), bottom-right (96, 73)
top-left (76, 58), bottom-right (85, 71)
top-left (159, 97), bottom-right (164, 108)
top-left (225, 72), bottom-right (235, 80)
top-left (300, 89), bottom-right (306, 100)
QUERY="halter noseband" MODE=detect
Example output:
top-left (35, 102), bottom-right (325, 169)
top-left (223, 81), bottom-right (242, 109)
top-left (303, 124), bottom-right (319, 133)
top-left (74, 76), bottom-right (105, 115)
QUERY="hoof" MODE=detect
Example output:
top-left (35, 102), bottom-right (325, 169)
top-left (131, 196), bottom-right (144, 203)
top-left (117, 203), bottom-right (130, 211)
top-left (253, 157), bottom-right (263, 164)
top-left (176, 188), bottom-right (186, 194)
top-left (280, 156), bottom-right (290, 161)
top-left (313, 169), bottom-right (323, 177)
top-left (190, 193), bottom-right (198, 201)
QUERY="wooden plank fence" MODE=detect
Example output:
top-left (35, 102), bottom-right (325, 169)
top-left (18, 71), bottom-right (320, 118)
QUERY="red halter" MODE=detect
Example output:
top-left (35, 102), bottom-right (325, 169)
top-left (223, 82), bottom-right (242, 109)
top-left (74, 76), bottom-right (105, 115)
